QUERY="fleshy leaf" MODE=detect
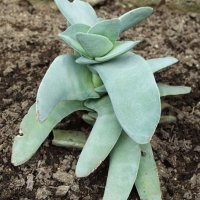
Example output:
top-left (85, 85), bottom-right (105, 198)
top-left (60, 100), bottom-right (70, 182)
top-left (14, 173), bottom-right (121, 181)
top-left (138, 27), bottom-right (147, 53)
top-left (60, 24), bottom-right (90, 39)
top-left (87, 65), bottom-right (98, 74)
top-left (76, 33), bottom-right (113, 58)
top-left (96, 17), bottom-right (104, 23)
top-left (119, 7), bottom-right (153, 33)
top-left (76, 96), bottom-right (122, 177)
top-left (87, 111), bottom-right (98, 119)
top-left (59, 24), bottom-right (91, 58)
top-left (59, 34), bottom-right (91, 58)
top-left (135, 142), bottom-right (162, 200)
top-left (82, 114), bottom-right (96, 125)
top-left (103, 131), bottom-right (141, 200)
top-left (76, 56), bottom-right (99, 65)
top-left (157, 83), bottom-right (191, 96)
top-left (88, 18), bottom-right (121, 44)
top-left (93, 52), bottom-right (161, 144)
top-left (147, 57), bottom-right (178, 73)
top-left (36, 54), bottom-right (99, 122)
top-left (95, 41), bottom-right (140, 62)
top-left (82, 111), bottom-right (97, 126)
top-left (52, 129), bottom-right (88, 149)
top-left (54, 0), bottom-right (97, 26)
top-left (12, 100), bottom-right (88, 166)
top-left (92, 73), bottom-right (103, 88)
top-left (94, 85), bottom-right (106, 93)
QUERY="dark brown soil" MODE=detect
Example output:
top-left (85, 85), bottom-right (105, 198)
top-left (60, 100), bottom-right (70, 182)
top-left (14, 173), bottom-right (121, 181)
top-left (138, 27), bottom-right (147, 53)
top-left (0, 0), bottom-right (200, 199)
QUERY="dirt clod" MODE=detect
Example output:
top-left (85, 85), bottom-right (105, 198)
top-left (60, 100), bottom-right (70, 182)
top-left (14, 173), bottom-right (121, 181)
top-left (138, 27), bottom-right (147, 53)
top-left (55, 185), bottom-right (70, 197)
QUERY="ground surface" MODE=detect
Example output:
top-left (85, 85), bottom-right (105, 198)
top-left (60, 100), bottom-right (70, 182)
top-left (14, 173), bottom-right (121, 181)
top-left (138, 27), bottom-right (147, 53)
top-left (0, 0), bottom-right (200, 199)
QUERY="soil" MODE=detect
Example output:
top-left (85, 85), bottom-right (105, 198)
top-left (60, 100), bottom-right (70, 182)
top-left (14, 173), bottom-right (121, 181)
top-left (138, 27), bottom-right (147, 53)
top-left (0, 0), bottom-right (200, 199)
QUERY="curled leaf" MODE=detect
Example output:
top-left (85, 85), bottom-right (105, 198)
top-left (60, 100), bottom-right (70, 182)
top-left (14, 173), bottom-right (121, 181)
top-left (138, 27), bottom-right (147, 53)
top-left (157, 83), bottom-right (191, 96)
top-left (95, 41), bottom-right (140, 62)
top-left (76, 56), bottom-right (100, 65)
top-left (135, 142), bottom-right (162, 200)
top-left (147, 57), bottom-right (178, 73)
top-left (52, 129), bottom-right (88, 149)
top-left (119, 7), bottom-right (153, 33)
top-left (55, 0), bottom-right (97, 26)
top-left (12, 100), bottom-right (88, 166)
top-left (103, 131), bottom-right (141, 200)
top-left (76, 96), bottom-right (122, 177)
top-left (76, 33), bottom-right (113, 58)
top-left (93, 52), bottom-right (161, 144)
top-left (36, 54), bottom-right (99, 122)
top-left (88, 18), bottom-right (121, 44)
top-left (59, 24), bottom-right (91, 58)
top-left (82, 113), bottom-right (96, 125)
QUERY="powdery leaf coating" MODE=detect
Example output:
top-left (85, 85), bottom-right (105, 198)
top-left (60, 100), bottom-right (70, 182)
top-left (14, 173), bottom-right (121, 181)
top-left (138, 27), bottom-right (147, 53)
top-left (157, 83), bottom-right (191, 96)
top-left (95, 41), bottom-right (140, 62)
top-left (55, 0), bottom-right (98, 26)
top-left (76, 33), bottom-right (113, 58)
top-left (59, 24), bottom-right (91, 58)
top-left (103, 131), bottom-right (141, 200)
top-left (36, 54), bottom-right (99, 122)
top-left (88, 18), bottom-right (121, 44)
top-left (119, 7), bottom-right (153, 33)
top-left (135, 142), bottom-right (162, 200)
top-left (147, 57), bottom-right (178, 73)
top-left (12, 101), bottom-right (88, 166)
top-left (93, 52), bottom-right (161, 144)
top-left (76, 96), bottom-right (122, 177)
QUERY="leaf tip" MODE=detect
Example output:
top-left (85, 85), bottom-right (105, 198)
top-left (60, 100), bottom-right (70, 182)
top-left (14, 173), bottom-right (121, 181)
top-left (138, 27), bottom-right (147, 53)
top-left (11, 160), bottom-right (19, 166)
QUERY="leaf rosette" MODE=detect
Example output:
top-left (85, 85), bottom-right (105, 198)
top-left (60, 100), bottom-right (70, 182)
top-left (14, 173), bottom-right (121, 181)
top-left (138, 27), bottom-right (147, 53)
top-left (59, 19), bottom-right (140, 64)
top-left (55, 0), bottom-right (153, 64)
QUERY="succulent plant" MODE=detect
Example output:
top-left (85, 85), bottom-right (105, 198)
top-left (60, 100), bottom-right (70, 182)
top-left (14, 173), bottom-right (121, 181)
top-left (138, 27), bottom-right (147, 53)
top-left (12, 0), bottom-right (191, 199)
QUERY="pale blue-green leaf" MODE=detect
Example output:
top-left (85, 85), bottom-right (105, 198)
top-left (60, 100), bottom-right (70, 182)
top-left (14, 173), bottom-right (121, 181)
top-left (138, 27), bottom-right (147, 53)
top-left (119, 7), bottom-right (153, 33)
top-left (59, 34), bottom-right (91, 58)
top-left (52, 129), bottom-right (88, 149)
top-left (147, 57), bottom-right (178, 73)
top-left (103, 131), bottom-right (141, 200)
top-left (87, 111), bottom-right (98, 119)
top-left (157, 83), bottom-right (191, 96)
top-left (95, 41), bottom-right (140, 62)
top-left (95, 85), bottom-right (106, 93)
top-left (11, 100), bottom-right (88, 166)
top-left (76, 56), bottom-right (100, 65)
top-left (67, 20), bottom-right (71, 27)
top-left (60, 24), bottom-right (90, 39)
top-left (87, 65), bottom-right (98, 74)
top-left (82, 114), bottom-right (96, 125)
top-left (76, 33), bottom-right (113, 58)
top-left (92, 73), bottom-right (103, 88)
top-left (93, 52), bottom-right (161, 144)
top-left (88, 18), bottom-right (121, 44)
top-left (82, 111), bottom-right (97, 126)
top-left (96, 17), bottom-right (104, 23)
top-left (135, 142), bottom-right (162, 200)
top-left (76, 96), bottom-right (122, 177)
top-left (36, 54), bottom-right (99, 122)
top-left (59, 23), bottom-right (90, 58)
top-left (54, 0), bottom-right (97, 26)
